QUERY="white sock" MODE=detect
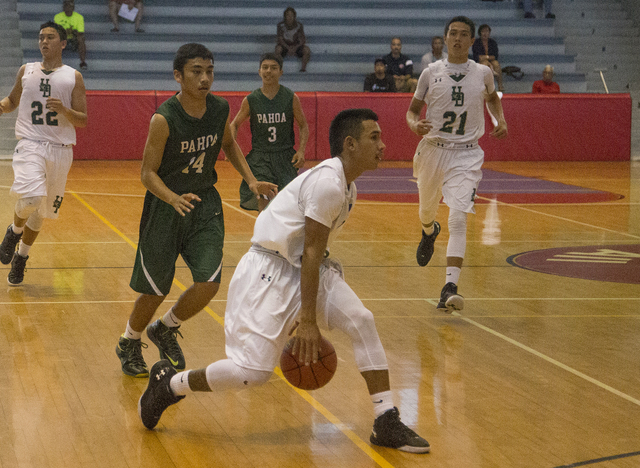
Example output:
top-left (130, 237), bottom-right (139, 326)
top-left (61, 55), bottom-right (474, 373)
top-left (17, 241), bottom-right (31, 257)
top-left (124, 321), bottom-right (142, 340)
top-left (12, 224), bottom-right (24, 235)
top-left (446, 267), bottom-right (461, 285)
top-left (162, 308), bottom-right (182, 328)
top-left (371, 390), bottom-right (395, 418)
top-left (170, 371), bottom-right (191, 396)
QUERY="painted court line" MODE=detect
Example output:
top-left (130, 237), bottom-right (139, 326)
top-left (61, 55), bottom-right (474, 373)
top-left (554, 450), bottom-right (640, 467)
top-left (71, 190), bottom-right (393, 468)
top-left (450, 310), bottom-right (640, 407)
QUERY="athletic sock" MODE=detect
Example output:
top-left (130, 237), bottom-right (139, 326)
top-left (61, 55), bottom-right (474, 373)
top-left (124, 321), bottom-right (142, 340)
top-left (12, 224), bottom-right (24, 235)
top-left (162, 308), bottom-right (182, 328)
top-left (446, 266), bottom-right (461, 285)
top-left (17, 241), bottom-right (31, 257)
top-left (170, 371), bottom-right (191, 396)
top-left (371, 390), bottom-right (395, 418)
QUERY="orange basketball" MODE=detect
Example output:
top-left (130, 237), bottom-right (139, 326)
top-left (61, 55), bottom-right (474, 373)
top-left (280, 336), bottom-right (337, 390)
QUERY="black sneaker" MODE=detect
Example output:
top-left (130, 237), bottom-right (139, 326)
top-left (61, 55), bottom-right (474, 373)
top-left (147, 319), bottom-right (185, 371)
top-left (8, 253), bottom-right (28, 286)
top-left (138, 360), bottom-right (185, 429)
top-left (116, 335), bottom-right (149, 377)
top-left (416, 221), bottom-right (440, 267)
top-left (370, 407), bottom-right (430, 453)
top-left (524, 12), bottom-right (535, 18)
top-left (436, 282), bottom-right (465, 312)
top-left (0, 225), bottom-right (22, 265)
top-left (545, 12), bottom-right (556, 19)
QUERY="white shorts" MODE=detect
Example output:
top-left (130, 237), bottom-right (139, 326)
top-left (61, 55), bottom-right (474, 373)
top-left (224, 246), bottom-right (387, 372)
top-left (413, 139), bottom-right (484, 221)
top-left (10, 139), bottom-right (73, 219)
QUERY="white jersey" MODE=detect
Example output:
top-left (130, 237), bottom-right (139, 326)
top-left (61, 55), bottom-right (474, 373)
top-left (251, 157), bottom-right (356, 268)
top-left (15, 62), bottom-right (77, 145)
top-left (414, 59), bottom-right (494, 145)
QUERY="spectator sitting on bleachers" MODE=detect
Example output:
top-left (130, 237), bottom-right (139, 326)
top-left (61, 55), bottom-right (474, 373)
top-left (54, 0), bottom-right (87, 69)
top-left (472, 24), bottom-right (504, 92)
top-left (383, 37), bottom-right (417, 93)
top-left (524, 0), bottom-right (555, 19)
top-left (364, 58), bottom-right (397, 92)
top-left (532, 65), bottom-right (560, 94)
top-left (109, 0), bottom-right (144, 33)
top-left (275, 7), bottom-right (311, 72)
top-left (416, 36), bottom-right (447, 75)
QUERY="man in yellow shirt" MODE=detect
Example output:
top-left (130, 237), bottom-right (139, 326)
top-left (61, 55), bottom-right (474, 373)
top-left (53, 0), bottom-right (87, 69)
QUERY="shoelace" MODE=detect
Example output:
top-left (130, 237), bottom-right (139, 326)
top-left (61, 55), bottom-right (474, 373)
top-left (160, 327), bottom-right (184, 355)
top-left (128, 340), bottom-right (148, 367)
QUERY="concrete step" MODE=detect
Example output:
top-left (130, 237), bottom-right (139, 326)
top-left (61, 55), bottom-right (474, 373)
top-left (556, 26), bottom-right (639, 36)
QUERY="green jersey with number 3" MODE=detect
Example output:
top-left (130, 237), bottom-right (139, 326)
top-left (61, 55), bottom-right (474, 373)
top-left (247, 85), bottom-right (295, 152)
top-left (155, 93), bottom-right (228, 195)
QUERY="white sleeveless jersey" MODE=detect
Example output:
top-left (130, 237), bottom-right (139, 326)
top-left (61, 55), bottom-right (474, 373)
top-left (414, 59), bottom-right (494, 145)
top-left (15, 62), bottom-right (77, 145)
top-left (251, 158), bottom-right (356, 268)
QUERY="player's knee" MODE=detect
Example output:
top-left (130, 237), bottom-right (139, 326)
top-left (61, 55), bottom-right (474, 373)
top-left (345, 307), bottom-right (376, 335)
top-left (241, 367), bottom-right (272, 387)
top-left (25, 210), bottom-right (45, 232)
top-left (15, 196), bottom-right (45, 220)
top-left (448, 209), bottom-right (467, 235)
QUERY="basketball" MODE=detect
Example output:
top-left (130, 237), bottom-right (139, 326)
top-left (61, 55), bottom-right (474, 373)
top-left (280, 336), bottom-right (337, 390)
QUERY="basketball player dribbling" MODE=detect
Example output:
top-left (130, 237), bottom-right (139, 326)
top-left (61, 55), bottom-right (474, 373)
top-left (138, 109), bottom-right (431, 454)
top-left (406, 16), bottom-right (508, 312)
top-left (0, 21), bottom-right (87, 286)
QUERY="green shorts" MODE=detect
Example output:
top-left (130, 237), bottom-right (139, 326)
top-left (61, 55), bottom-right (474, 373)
top-left (130, 190), bottom-right (224, 296)
top-left (239, 148), bottom-right (298, 211)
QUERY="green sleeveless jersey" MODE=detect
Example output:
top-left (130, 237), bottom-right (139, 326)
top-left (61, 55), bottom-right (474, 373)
top-left (155, 93), bottom-right (229, 195)
top-left (247, 85), bottom-right (295, 152)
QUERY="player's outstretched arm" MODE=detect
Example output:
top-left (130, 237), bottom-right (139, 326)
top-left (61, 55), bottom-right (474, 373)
top-left (486, 90), bottom-right (508, 139)
top-left (229, 96), bottom-right (250, 142)
top-left (293, 216), bottom-right (330, 366)
top-left (0, 65), bottom-right (25, 116)
top-left (222, 117), bottom-right (278, 200)
top-left (291, 94), bottom-right (308, 168)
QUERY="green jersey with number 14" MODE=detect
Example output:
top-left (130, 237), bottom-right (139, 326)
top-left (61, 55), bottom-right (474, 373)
top-left (155, 93), bottom-right (228, 196)
top-left (247, 85), bottom-right (295, 153)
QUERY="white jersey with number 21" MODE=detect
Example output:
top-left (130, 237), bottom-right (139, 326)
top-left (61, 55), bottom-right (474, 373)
top-left (413, 59), bottom-right (495, 145)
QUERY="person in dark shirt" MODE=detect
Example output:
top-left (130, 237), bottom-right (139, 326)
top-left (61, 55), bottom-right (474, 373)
top-left (364, 58), bottom-right (397, 92)
top-left (382, 37), bottom-right (417, 93)
top-left (472, 24), bottom-right (504, 92)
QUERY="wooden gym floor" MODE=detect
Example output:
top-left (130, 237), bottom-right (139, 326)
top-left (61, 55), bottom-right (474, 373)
top-left (0, 159), bottom-right (638, 468)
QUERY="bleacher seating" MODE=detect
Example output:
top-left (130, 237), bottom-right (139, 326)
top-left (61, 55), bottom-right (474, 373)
top-left (17, 0), bottom-right (586, 93)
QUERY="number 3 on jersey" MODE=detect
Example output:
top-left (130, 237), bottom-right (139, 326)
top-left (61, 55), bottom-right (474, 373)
top-left (268, 126), bottom-right (277, 142)
top-left (439, 111), bottom-right (467, 135)
top-left (182, 152), bottom-right (205, 174)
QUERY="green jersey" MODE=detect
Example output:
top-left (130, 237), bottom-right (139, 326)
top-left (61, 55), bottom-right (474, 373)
top-left (247, 85), bottom-right (295, 153)
top-left (155, 93), bottom-right (229, 196)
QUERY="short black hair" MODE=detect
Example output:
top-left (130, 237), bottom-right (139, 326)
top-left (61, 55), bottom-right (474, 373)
top-left (478, 24), bottom-right (491, 35)
top-left (329, 108), bottom-right (379, 157)
top-left (260, 52), bottom-right (283, 70)
top-left (283, 6), bottom-right (296, 20)
top-left (445, 16), bottom-right (476, 38)
top-left (173, 43), bottom-right (214, 74)
top-left (40, 21), bottom-right (67, 41)
top-left (374, 57), bottom-right (385, 66)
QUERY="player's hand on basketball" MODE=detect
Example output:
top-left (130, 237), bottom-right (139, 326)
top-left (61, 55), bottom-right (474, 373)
top-left (251, 181), bottom-right (278, 202)
top-left (171, 193), bottom-right (201, 216)
top-left (490, 121), bottom-right (508, 140)
top-left (291, 151), bottom-right (305, 169)
top-left (413, 118), bottom-right (432, 136)
top-left (291, 321), bottom-right (321, 366)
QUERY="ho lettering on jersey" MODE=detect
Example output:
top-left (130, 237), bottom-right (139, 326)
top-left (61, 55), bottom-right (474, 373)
top-left (257, 113), bottom-right (287, 124)
top-left (180, 134), bottom-right (218, 153)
